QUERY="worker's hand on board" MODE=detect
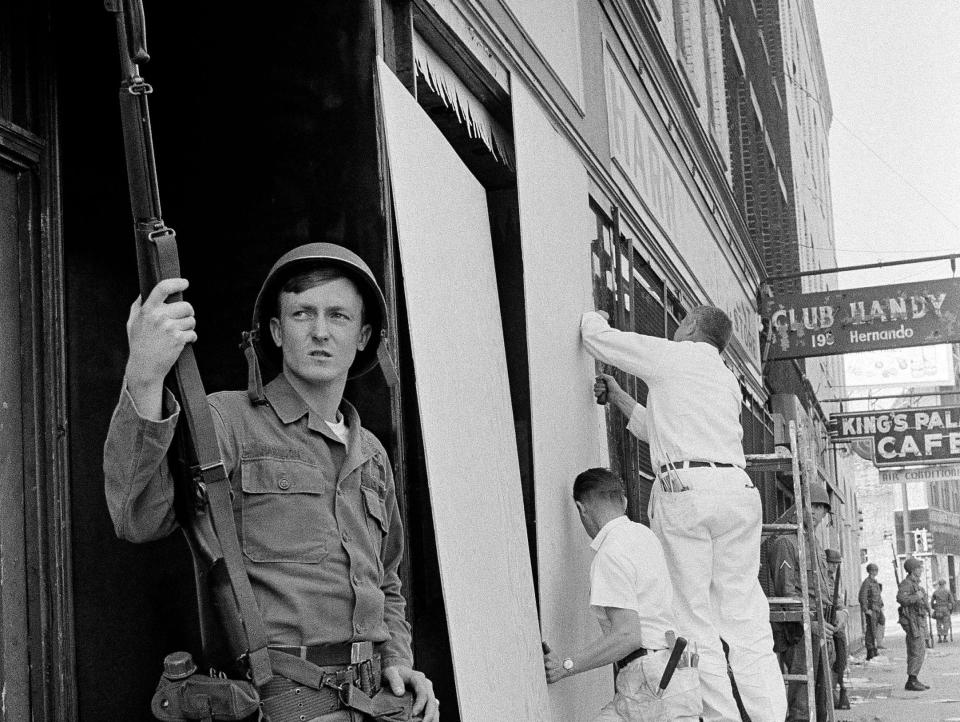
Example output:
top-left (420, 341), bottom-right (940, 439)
top-left (542, 641), bottom-right (568, 684)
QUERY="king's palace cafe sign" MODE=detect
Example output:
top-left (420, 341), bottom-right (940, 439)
top-left (832, 406), bottom-right (960, 467)
top-left (763, 278), bottom-right (960, 360)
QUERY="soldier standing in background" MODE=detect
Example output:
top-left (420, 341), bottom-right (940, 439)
top-left (858, 563), bottom-right (883, 660)
top-left (931, 579), bottom-right (955, 643)
top-left (767, 483), bottom-right (840, 722)
top-left (897, 557), bottom-right (931, 692)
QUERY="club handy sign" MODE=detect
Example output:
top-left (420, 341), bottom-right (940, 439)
top-left (832, 405), bottom-right (960, 467)
top-left (763, 278), bottom-right (960, 360)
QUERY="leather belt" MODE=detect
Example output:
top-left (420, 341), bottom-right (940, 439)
top-left (615, 647), bottom-right (650, 671)
top-left (268, 641), bottom-right (374, 667)
top-left (658, 460), bottom-right (738, 474)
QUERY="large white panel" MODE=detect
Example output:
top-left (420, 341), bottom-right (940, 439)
top-left (512, 80), bottom-right (613, 720)
top-left (377, 58), bottom-right (550, 722)
top-left (504, 0), bottom-right (584, 105)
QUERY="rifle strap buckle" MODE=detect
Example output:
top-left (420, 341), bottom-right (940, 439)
top-left (122, 78), bottom-right (153, 95)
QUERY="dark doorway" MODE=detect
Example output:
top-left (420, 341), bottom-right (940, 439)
top-left (55, 1), bottom-right (446, 719)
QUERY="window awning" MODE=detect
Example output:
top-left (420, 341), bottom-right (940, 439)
top-left (413, 32), bottom-right (515, 171)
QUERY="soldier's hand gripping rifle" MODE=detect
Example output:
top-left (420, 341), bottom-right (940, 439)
top-left (105, 0), bottom-right (272, 688)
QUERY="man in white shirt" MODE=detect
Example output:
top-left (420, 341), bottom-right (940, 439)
top-left (543, 467), bottom-right (701, 720)
top-left (581, 307), bottom-right (786, 722)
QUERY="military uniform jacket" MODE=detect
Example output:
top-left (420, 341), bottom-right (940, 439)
top-left (767, 528), bottom-right (832, 614)
top-left (858, 577), bottom-right (883, 615)
top-left (896, 576), bottom-right (930, 639)
top-left (104, 373), bottom-right (413, 669)
top-left (931, 588), bottom-right (956, 618)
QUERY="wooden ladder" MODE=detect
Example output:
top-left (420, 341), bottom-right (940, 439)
top-left (746, 420), bottom-right (835, 721)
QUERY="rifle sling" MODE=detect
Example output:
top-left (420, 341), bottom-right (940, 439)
top-left (152, 231), bottom-right (273, 688)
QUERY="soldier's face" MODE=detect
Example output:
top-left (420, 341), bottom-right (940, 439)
top-left (270, 278), bottom-right (371, 387)
top-left (811, 503), bottom-right (829, 527)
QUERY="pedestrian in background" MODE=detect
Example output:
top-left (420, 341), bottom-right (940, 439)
top-left (897, 557), bottom-right (931, 692)
top-left (931, 579), bottom-right (956, 643)
top-left (858, 563), bottom-right (883, 660)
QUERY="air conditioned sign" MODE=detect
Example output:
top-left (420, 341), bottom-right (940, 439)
top-left (878, 464), bottom-right (960, 485)
top-left (832, 405), bottom-right (960, 467)
top-left (763, 278), bottom-right (960, 360)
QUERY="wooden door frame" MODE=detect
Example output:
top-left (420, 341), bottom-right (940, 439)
top-left (0, 6), bottom-right (76, 714)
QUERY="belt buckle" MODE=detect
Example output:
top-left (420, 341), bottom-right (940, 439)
top-left (350, 641), bottom-right (373, 664)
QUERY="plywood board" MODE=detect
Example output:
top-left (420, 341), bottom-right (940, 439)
top-left (377, 58), bottom-right (550, 722)
top-left (512, 79), bottom-right (613, 720)
top-left (503, 0), bottom-right (584, 105)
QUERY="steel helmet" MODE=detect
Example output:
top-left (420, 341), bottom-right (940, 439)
top-left (825, 548), bottom-right (841, 564)
top-left (245, 243), bottom-right (387, 393)
top-left (808, 483), bottom-right (831, 511)
top-left (904, 557), bottom-right (923, 574)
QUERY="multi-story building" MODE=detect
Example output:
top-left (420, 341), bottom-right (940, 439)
top-left (2, 0), bottom-right (850, 718)
top-left (726, 0), bottom-right (858, 626)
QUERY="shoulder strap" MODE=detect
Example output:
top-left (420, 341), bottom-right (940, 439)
top-left (156, 234), bottom-right (273, 688)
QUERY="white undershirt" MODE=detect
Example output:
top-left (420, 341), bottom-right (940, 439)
top-left (327, 412), bottom-right (349, 444)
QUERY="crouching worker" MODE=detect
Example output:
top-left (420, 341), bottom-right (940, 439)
top-left (543, 468), bottom-right (701, 720)
top-left (103, 244), bottom-right (438, 722)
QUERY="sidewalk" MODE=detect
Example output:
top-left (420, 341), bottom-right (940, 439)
top-left (835, 613), bottom-right (960, 722)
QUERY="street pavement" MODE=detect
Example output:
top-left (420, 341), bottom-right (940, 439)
top-left (834, 612), bottom-right (960, 722)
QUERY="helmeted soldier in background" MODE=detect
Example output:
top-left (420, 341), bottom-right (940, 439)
top-left (104, 243), bottom-right (438, 721)
top-left (767, 483), bottom-right (840, 722)
top-left (858, 563), bottom-right (883, 660)
top-left (897, 557), bottom-right (931, 692)
top-left (931, 579), bottom-right (955, 643)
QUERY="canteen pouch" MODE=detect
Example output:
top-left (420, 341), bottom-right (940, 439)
top-left (152, 672), bottom-right (260, 721)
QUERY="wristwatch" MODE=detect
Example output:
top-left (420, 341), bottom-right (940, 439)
top-left (562, 657), bottom-right (574, 672)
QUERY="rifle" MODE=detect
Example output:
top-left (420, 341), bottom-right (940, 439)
top-left (828, 559), bottom-right (850, 710)
top-left (104, 0), bottom-right (272, 687)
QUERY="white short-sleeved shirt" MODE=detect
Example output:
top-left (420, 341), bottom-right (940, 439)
top-left (589, 515), bottom-right (677, 651)
top-left (581, 311), bottom-right (746, 469)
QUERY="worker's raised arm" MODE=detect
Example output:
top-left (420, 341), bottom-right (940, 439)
top-left (580, 310), bottom-right (672, 382)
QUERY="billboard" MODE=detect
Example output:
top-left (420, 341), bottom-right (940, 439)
top-left (844, 345), bottom-right (956, 387)
top-left (832, 405), bottom-right (960, 467)
top-left (763, 278), bottom-right (960, 360)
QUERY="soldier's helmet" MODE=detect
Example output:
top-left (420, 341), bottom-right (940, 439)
top-left (904, 556), bottom-right (923, 574)
top-left (866, 563), bottom-right (879, 573)
top-left (243, 243), bottom-right (387, 400)
top-left (809, 482), bottom-right (831, 511)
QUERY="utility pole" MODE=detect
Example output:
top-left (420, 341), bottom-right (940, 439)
top-left (901, 482), bottom-right (912, 559)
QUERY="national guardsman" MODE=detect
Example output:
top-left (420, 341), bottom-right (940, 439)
top-left (897, 557), bottom-right (931, 692)
top-left (104, 244), bottom-right (438, 721)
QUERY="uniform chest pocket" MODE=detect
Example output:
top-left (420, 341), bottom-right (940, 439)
top-left (240, 457), bottom-right (329, 563)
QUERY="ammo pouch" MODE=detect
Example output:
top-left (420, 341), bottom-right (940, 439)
top-left (152, 668), bottom-right (259, 721)
top-left (897, 606), bottom-right (910, 634)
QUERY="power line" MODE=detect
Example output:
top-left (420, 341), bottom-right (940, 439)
top-left (779, 68), bottom-right (960, 235)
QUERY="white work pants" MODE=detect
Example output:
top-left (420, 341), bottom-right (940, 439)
top-left (649, 467), bottom-right (787, 722)
top-left (592, 650), bottom-right (701, 721)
